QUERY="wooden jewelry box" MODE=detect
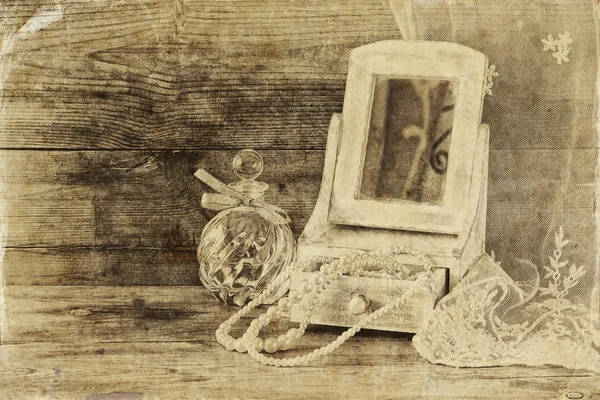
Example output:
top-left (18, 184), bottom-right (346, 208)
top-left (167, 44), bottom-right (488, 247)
top-left (290, 41), bottom-right (490, 333)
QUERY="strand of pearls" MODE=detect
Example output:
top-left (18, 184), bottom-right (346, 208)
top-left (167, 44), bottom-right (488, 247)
top-left (215, 246), bottom-right (434, 367)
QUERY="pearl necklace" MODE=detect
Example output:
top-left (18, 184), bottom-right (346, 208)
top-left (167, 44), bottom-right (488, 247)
top-left (215, 246), bottom-right (434, 367)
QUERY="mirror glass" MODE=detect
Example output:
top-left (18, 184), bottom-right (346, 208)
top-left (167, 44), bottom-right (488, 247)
top-left (359, 76), bottom-right (457, 205)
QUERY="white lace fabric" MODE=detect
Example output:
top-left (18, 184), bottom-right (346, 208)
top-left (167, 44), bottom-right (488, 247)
top-left (414, 228), bottom-right (600, 372)
top-left (388, 0), bottom-right (600, 373)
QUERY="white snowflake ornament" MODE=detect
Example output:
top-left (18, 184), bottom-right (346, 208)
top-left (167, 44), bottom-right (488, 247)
top-left (542, 31), bottom-right (573, 64)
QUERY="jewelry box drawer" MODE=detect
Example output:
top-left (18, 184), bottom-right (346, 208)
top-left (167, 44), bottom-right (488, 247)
top-left (289, 268), bottom-right (447, 333)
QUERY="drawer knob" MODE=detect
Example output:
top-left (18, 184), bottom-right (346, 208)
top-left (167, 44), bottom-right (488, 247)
top-left (348, 294), bottom-right (369, 315)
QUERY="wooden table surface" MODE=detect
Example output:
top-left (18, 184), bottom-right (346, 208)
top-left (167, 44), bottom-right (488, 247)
top-left (1, 285), bottom-right (598, 400)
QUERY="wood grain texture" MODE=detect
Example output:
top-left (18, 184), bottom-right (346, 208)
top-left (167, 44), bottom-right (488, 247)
top-left (1, 342), bottom-right (598, 400)
top-left (0, 149), bottom-right (324, 248)
top-left (3, 285), bottom-right (227, 344)
top-left (3, 1), bottom-right (594, 150)
top-left (2, 248), bottom-right (201, 286)
top-left (1, 286), bottom-right (598, 399)
top-left (2, 285), bottom-right (413, 345)
top-left (1, 148), bottom-right (597, 285)
top-left (0, 0), bottom-right (401, 149)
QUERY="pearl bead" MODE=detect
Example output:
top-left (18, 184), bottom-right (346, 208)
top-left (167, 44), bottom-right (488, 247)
top-left (225, 338), bottom-right (236, 351)
top-left (254, 338), bottom-right (264, 353)
top-left (277, 335), bottom-right (290, 350)
top-left (289, 289), bottom-right (303, 304)
top-left (320, 264), bottom-right (333, 274)
top-left (310, 273), bottom-right (323, 286)
top-left (246, 326), bottom-right (259, 337)
top-left (300, 280), bottom-right (313, 293)
top-left (287, 328), bottom-right (300, 340)
top-left (267, 306), bottom-right (280, 318)
top-left (277, 297), bottom-right (292, 312)
top-left (264, 338), bottom-right (279, 353)
top-left (235, 338), bottom-right (247, 353)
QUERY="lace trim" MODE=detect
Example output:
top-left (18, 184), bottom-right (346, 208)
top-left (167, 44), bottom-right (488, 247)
top-left (414, 227), bottom-right (600, 373)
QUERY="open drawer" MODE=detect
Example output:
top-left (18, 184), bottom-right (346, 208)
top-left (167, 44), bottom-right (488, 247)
top-left (289, 267), bottom-right (448, 333)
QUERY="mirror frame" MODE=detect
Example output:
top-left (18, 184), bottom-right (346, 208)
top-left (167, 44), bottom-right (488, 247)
top-left (329, 41), bottom-right (488, 235)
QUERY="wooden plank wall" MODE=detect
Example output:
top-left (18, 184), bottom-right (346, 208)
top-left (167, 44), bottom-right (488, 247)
top-left (1, 0), bottom-right (597, 287)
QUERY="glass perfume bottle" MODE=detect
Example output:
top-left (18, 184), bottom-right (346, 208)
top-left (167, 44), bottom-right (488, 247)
top-left (196, 149), bottom-right (296, 306)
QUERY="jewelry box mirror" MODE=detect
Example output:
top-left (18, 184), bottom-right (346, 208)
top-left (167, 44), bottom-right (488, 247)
top-left (290, 40), bottom-right (491, 333)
